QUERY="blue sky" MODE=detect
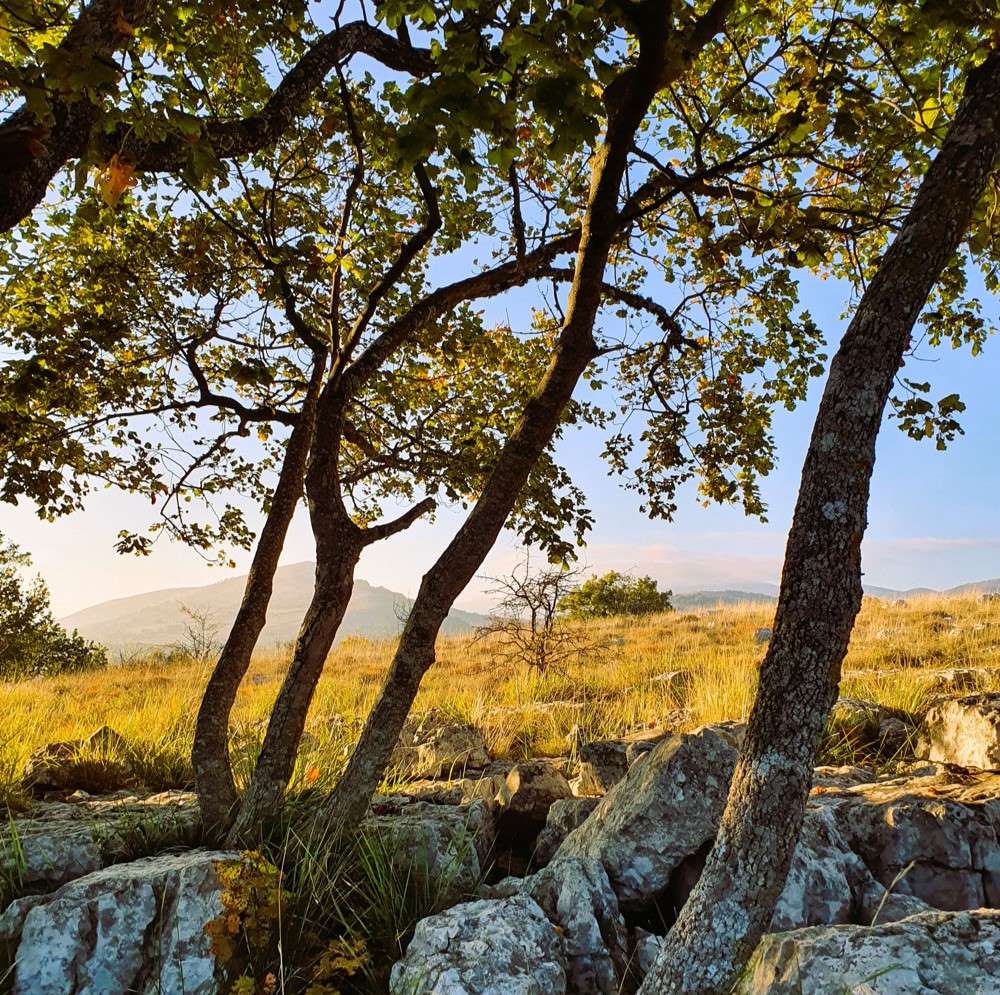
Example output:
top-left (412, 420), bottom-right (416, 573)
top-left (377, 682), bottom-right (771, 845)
top-left (2, 6), bottom-right (998, 618)
top-left (3, 258), bottom-right (998, 618)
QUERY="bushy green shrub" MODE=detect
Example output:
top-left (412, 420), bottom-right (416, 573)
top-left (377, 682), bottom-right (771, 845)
top-left (559, 570), bottom-right (672, 619)
top-left (0, 533), bottom-right (106, 680)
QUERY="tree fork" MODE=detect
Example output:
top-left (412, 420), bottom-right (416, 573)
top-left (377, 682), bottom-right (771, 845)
top-left (320, 0), bottom-right (737, 831)
top-left (192, 363), bottom-right (324, 835)
top-left (639, 47), bottom-right (1000, 995)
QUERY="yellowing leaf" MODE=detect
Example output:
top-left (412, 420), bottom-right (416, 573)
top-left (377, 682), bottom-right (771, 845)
top-left (97, 155), bottom-right (136, 206)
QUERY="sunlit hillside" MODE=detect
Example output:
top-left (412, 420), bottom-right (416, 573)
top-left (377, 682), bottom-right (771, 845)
top-left (3, 593), bottom-right (999, 808)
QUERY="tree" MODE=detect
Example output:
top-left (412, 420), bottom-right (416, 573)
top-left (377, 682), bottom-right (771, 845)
top-left (7, 0), bottom-right (999, 848)
top-left (174, 605), bottom-right (221, 664)
top-left (475, 556), bottom-right (591, 673)
top-left (0, 532), bottom-right (106, 679)
top-left (0, 0), bottom-right (433, 232)
top-left (559, 571), bottom-right (672, 620)
top-left (639, 44), bottom-right (1000, 995)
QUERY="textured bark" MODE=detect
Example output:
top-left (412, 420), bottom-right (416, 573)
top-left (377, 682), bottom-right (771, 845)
top-left (638, 49), bottom-right (1000, 995)
top-left (320, 0), bottom-right (736, 831)
top-left (192, 371), bottom-right (322, 834)
top-left (226, 521), bottom-right (364, 845)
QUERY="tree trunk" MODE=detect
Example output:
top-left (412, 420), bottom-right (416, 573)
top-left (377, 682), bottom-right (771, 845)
top-left (320, 5), bottom-right (730, 830)
top-left (192, 376), bottom-right (322, 834)
top-left (226, 521), bottom-right (364, 844)
top-left (639, 49), bottom-right (1000, 995)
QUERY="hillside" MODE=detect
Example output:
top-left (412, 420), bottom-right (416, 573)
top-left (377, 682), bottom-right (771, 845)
top-left (61, 561), bottom-right (487, 650)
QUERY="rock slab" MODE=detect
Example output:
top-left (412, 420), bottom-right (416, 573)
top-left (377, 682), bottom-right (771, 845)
top-left (0, 849), bottom-right (244, 995)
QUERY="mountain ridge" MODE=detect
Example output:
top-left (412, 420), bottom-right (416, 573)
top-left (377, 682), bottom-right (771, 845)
top-left (62, 561), bottom-right (487, 650)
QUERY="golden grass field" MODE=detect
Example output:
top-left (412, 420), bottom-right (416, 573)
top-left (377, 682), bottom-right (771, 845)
top-left (2, 593), bottom-right (999, 808)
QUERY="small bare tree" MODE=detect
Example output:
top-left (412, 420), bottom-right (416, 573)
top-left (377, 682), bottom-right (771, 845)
top-left (475, 556), bottom-right (593, 673)
top-left (174, 605), bottom-right (220, 664)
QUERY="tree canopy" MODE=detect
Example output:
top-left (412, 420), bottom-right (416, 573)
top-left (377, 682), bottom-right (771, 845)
top-left (560, 570), bottom-right (672, 619)
top-left (0, 532), bottom-right (106, 679)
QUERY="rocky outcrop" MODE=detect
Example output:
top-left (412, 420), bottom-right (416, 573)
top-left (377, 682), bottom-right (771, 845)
top-left (735, 910), bottom-right (1000, 994)
top-left (389, 894), bottom-right (566, 995)
top-left (366, 797), bottom-right (495, 893)
top-left (0, 850), bottom-right (248, 995)
top-left (918, 693), bottom-right (1000, 770)
top-left (811, 765), bottom-right (1000, 910)
top-left (1, 791), bottom-right (201, 891)
top-left (496, 761), bottom-right (573, 845)
top-left (393, 713), bottom-right (492, 779)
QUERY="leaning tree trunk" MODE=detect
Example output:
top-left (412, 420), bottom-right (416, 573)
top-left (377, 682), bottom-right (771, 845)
top-left (638, 48), bottom-right (1000, 995)
top-left (226, 512), bottom-right (364, 844)
top-left (319, 3), bottom-right (735, 831)
top-left (192, 368), bottom-right (323, 834)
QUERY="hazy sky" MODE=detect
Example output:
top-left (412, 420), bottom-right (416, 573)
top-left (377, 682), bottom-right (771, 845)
top-left (3, 257), bottom-right (998, 619)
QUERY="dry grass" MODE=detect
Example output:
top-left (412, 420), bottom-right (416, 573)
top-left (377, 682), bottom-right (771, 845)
top-left (2, 593), bottom-right (1000, 801)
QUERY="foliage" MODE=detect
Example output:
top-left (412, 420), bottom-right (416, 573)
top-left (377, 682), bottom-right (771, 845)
top-left (205, 851), bottom-right (288, 966)
top-left (0, 532), bottom-right (105, 680)
top-left (560, 571), bottom-right (673, 620)
top-left (476, 556), bottom-right (597, 673)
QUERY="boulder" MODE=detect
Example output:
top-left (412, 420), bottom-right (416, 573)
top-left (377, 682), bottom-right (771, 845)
top-left (365, 797), bottom-right (495, 893)
top-left (1, 791), bottom-right (201, 891)
top-left (534, 798), bottom-right (601, 868)
top-left (389, 894), bottom-right (566, 995)
top-left (496, 761), bottom-right (573, 844)
top-left (754, 627), bottom-right (773, 645)
top-left (556, 725), bottom-right (740, 909)
top-left (812, 766), bottom-right (1000, 911)
top-left (0, 850), bottom-right (249, 995)
top-left (827, 697), bottom-right (911, 758)
top-left (393, 715), bottom-right (491, 778)
top-left (570, 728), bottom-right (672, 797)
top-left (917, 693), bottom-right (1000, 769)
top-left (735, 910), bottom-right (1000, 994)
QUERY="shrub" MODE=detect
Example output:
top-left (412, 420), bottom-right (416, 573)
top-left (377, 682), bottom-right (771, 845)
top-left (559, 570), bottom-right (672, 620)
top-left (0, 533), bottom-right (106, 680)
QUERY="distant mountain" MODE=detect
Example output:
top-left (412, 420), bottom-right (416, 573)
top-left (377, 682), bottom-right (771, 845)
top-left (673, 577), bottom-right (1000, 609)
top-left (673, 589), bottom-right (777, 609)
top-left (62, 562), bottom-right (487, 650)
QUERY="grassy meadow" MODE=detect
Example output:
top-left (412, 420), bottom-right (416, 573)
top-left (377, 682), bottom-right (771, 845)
top-left (3, 593), bottom-right (1000, 809)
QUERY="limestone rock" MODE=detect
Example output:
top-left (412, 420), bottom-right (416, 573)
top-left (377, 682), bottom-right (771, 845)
top-left (396, 769), bottom-right (508, 806)
top-left (556, 725), bottom-right (740, 909)
top-left (0, 850), bottom-right (246, 995)
top-left (1, 791), bottom-right (201, 890)
top-left (389, 894), bottom-right (566, 995)
top-left (917, 693), bottom-right (1000, 769)
top-left (754, 627), bottom-right (773, 645)
top-left (534, 798), bottom-right (601, 868)
top-left (736, 910), bottom-right (1000, 994)
top-left (365, 797), bottom-right (495, 893)
top-left (812, 766), bottom-right (1000, 911)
